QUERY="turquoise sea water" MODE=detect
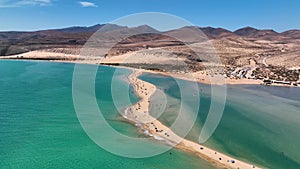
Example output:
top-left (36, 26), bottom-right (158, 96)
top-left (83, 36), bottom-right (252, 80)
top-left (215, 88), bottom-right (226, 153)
top-left (140, 73), bottom-right (300, 169)
top-left (0, 61), bottom-right (216, 169)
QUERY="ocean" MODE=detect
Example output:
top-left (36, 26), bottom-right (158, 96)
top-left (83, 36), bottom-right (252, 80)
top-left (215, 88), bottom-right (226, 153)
top-left (0, 61), bottom-right (216, 169)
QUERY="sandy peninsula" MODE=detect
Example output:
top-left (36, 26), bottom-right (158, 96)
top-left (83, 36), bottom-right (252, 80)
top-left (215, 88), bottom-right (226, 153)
top-left (125, 70), bottom-right (261, 169)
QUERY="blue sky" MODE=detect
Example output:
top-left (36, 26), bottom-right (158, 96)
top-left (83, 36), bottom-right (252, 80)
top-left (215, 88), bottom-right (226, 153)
top-left (0, 0), bottom-right (299, 32)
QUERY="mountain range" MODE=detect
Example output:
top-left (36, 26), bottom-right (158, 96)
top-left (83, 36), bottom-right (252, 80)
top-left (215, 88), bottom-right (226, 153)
top-left (0, 24), bottom-right (299, 83)
top-left (1, 24), bottom-right (299, 56)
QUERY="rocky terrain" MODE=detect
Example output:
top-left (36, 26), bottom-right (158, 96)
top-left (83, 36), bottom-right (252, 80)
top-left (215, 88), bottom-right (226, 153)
top-left (0, 24), bottom-right (299, 85)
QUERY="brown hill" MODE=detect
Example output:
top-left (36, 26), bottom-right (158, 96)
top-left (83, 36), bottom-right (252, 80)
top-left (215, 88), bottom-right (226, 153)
top-left (200, 27), bottom-right (236, 38)
top-left (281, 30), bottom-right (300, 39)
top-left (0, 24), bottom-right (299, 72)
top-left (234, 26), bottom-right (280, 40)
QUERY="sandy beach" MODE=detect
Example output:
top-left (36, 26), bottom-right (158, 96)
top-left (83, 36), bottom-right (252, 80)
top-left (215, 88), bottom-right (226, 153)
top-left (3, 50), bottom-right (299, 87)
top-left (125, 69), bottom-right (261, 169)
top-left (0, 50), bottom-right (266, 86)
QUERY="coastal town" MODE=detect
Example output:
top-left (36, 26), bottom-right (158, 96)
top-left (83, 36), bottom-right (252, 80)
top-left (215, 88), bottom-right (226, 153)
top-left (225, 65), bottom-right (300, 86)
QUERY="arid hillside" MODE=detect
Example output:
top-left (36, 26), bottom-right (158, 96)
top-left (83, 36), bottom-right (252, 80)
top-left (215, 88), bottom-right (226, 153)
top-left (0, 24), bottom-right (299, 84)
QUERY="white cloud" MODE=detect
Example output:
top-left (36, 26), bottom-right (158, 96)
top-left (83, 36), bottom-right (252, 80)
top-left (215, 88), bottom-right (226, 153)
top-left (0, 0), bottom-right (52, 7)
top-left (79, 1), bottom-right (97, 7)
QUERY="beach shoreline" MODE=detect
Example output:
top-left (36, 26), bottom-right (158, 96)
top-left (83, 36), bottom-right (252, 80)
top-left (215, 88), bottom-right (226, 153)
top-left (2, 50), bottom-right (298, 87)
top-left (125, 69), bottom-right (262, 169)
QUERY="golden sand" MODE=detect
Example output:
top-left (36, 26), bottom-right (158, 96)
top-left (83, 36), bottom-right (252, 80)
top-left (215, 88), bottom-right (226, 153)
top-left (126, 69), bottom-right (261, 169)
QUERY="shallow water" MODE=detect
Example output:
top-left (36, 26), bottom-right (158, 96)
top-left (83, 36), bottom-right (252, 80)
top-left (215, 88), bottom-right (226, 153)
top-left (140, 73), bottom-right (300, 169)
top-left (0, 61), bottom-right (216, 169)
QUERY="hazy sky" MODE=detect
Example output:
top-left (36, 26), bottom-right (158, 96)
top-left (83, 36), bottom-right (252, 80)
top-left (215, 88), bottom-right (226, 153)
top-left (0, 0), bottom-right (299, 32)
